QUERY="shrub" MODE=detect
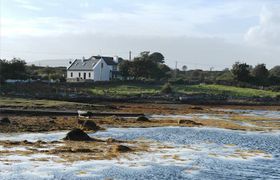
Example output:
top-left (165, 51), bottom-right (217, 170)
top-left (161, 83), bottom-right (173, 94)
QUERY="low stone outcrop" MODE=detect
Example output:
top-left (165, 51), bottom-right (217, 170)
top-left (111, 145), bottom-right (132, 153)
top-left (136, 116), bottom-right (150, 122)
top-left (0, 117), bottom-right (11, 125)
top-left (177, 119), bottom-right (202, 126)
top-left (78, 120), bottom-right (100, 131)
top-left (64, 128), bottom-right (93, 141)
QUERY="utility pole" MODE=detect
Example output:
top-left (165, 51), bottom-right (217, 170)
top-left (175, 61), bottom-right (178, 79)
top-left (129, 51), bottom-right (132, 61)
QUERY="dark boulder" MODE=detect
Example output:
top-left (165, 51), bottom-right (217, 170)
top-left (78, 120), bottom-right (100, 131)
top-left (189, 106), bottom-right (204, 110)
top-left (0, 117), bottom-right (11, 125)
top-left (178, 119), bottom-right (202, 126)
top-left (64, 128), bottom-right (93, 141)
top-left (49, 120), bottom-right (55, 124)
top-left (111, 145), bottom-right (132, 153)
top-left (136, 116), bottom-right (150, 122)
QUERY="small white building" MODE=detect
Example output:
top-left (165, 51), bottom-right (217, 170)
top-left (67, 56), bottom-right (119, 82)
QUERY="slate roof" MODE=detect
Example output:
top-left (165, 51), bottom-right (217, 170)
top-left (67, 56), bottom-right (118, 71)
top-left (91, 56), bottom-right (118, 66)
top-left (67, 58), bottom-right (99, 71)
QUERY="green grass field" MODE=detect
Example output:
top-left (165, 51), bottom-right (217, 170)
top-left (177, 84), bottom-right (280, 98)
top-left (89, 84), bottom-right (280, 98)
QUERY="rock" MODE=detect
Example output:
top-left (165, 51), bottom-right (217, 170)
top-left (111, 116), bottom-right (125, 121)
top-left (36, 140), bottom-right (47, 144)
top-left (0, 117), bottom-right (11, 125)
top-left (64, 128), bottom-right (93, 141)
top-left (111, 145), bottom-right (132, 153)
top-left (49, 120), bottom-right (55, 124)
top-left (190, 106), bottom-right (204, 110)
top-left (22, 140), bottom-right (33, 145)
top-left (136, 116), bottom-right (150, 122)
top-left (78, 120), bottom-right (100, 131)
top-left (178, 119), bottom-right (202, 126)
top-left (71, 148), bottom-right (92, 153)
top-left (106, 138), bottom-right (121, 143)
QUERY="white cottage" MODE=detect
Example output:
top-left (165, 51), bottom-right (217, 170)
top-left (67, 56), bottom-right (119, 82)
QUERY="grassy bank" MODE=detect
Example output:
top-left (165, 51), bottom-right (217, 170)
top-left (176, 84), bottom-right (280, 98)
top-left (90, 84), bottom-right (279, 98)
top-left (1, 82), bottom-right (279, 100)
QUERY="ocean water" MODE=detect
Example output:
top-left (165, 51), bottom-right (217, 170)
top-left (0, 126), bottom-right (280, 180)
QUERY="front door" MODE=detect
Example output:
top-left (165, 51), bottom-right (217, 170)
top-left (83, 73), bottom-right (86, 79)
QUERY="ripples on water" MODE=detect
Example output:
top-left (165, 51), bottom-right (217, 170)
top-left (93, 127), bottom-right (280, 179)
top-left (1, 110), bottom-right (280, 180)
top-left (2, 127), bottom-right (278, 179)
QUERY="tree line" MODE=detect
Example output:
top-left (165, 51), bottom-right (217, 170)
top-left (119, 51), bottom-right (171, 80)
top-left (231, 62), bottom-right (280, 86)
top-left (0, 58), bottom-right (66, 83)
top-left (1, 54), bottom-right (280, 88)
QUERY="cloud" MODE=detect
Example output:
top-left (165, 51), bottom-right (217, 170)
top-left (80, 0), bottom-right (89, 8)
top-left (13, 0), bottom-right (42, 11)
top-left (1, 0), bottom-right (265, 38)
top-left (0, 17), bottom-right (86, 37)
top-left (245, 5), bottom-right (280, 48)
top-left (1, 0), bottom-right (279, 68)
top-left (1, 33), bottom-right (279, 69)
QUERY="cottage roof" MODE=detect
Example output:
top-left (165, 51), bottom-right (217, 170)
top-left (91, 56), bottom-right (118, 65)
top-left (67, 56), bottom-right (118, 71)
top-left (67, 58), bottom-right (99, 71)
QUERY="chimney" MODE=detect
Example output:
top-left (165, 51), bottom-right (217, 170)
top-left (113, 56), bottom-right (118, 63)
top-left (82, 56), bottom-right (85, 62)
top-left (129, 51), bottom-right (132, 61)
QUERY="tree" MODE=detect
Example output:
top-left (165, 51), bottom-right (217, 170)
top-left (251, 64), bottom-right (269, 80)
top-left (119, 60), bottom-right (132, 79)
top-left (155, 64), bottom-right (171, 80)
top-left (129, 57), bottom-right (157, 79)
top-left (139, 51), bottom-right (150, 60)
top-left (149, 52), bottom-right (165, 64)
top-left (270, 66), bottom-right (280, 78)
top-left (118, 52), bottom-right (170, 80)
top-left (231, 62), bottom-right (250, 82)
top-left (182, 65), bottom-right (187, 72)
top-left (0, 58), bottom-right (27, 81)
top-left (216, 71), bottom-right (234, 82)
top-left (161, 82), bottom-right (173, 94)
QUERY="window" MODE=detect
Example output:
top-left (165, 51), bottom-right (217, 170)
top-left (70, 72), bottom-right (73, 77)
top-left (88, 73), bottom-right (91, 78)
top-left (101, 63), bottom-right (103, 68)
top-left (79, 72), bottom-right (81, 77)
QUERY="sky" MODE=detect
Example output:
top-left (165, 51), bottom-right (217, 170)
top-left (0, 0), bottom-right (280, 70)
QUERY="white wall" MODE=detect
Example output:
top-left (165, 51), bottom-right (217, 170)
top-left (67, 70), bottom-right (94, 80)
top-left (93, 59), bottom-right (113, 81)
